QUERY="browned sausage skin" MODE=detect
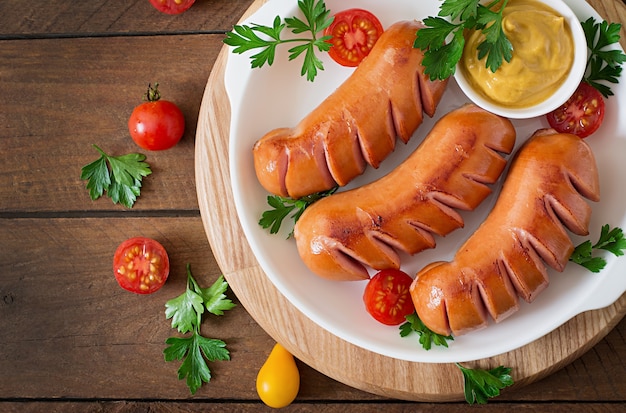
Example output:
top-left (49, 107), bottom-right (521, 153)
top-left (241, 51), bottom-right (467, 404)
top-left (293, 104), bottom-right (516, 281)
top-left (410, 130), bottom-right (600, 337)
top-left (252, 20), bottom-right (449, 199)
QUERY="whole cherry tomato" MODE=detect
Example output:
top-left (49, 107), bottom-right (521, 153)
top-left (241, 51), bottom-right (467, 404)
top-left (363, 269), bottom-right (415, 325)
top-left (113, 237), bottom-right (169, 294)
top-left (149, 0), bottom-right (195, 15)
top-left (324, 8), bottom-right (385, 67)
top-left (256, 343), bottom-right (300, 408)
top-left (546, 81), bottom-right (605, 139)
top-left (128, 83), bottom-right (185, 151)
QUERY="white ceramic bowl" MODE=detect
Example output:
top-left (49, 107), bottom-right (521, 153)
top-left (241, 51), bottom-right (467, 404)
top-left (454, 0), bottom-right (587, 119)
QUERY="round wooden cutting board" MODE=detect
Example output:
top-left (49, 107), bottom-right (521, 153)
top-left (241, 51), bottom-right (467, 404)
top-left (195, 0), bottom-right (626, 401)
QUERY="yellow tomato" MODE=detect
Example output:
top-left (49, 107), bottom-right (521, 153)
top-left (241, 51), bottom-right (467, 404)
top-left (256, 343), bottom-right (300, 408)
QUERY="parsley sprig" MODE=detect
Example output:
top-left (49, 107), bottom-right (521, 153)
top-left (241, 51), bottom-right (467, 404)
top-left (457, 363), bottom-right (514, 404)
top-left (399, 312), bottom-right (454, 350)
top-left (80, 144), bottom-right (151, 208)
top-left (400, 313), bottom-right (511, 404)
top-left (570, 225), bottom-right (626, 273)
top-left (414, 0), bottom-right (513, 81)
top-left (224, 0), bottom-right (334, 81)
top-left (259, 187), bottom-right (337, 238)
top-left (581, 17), bottom-right (626, 98)
top-left (164, 264), bottom-right (236, 394)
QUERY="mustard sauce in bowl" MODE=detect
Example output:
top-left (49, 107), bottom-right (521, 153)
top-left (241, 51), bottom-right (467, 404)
top-left (454, 0), bottom-right (587, 118)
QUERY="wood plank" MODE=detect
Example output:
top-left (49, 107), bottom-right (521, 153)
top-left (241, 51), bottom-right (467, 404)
top-left (0, 217), bottom-right (623, 402)
top-left (0, 0), bottom-right (254, 36)
top-left (0, 217), bottom-right (367, 400)
top-left (0, 402), bottom-right (625, 413)
top-left (0, 35), bottom-right (223, 213)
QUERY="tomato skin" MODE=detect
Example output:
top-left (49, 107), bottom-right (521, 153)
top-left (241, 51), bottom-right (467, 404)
top-left (256, 343), bottom-right (300, 408)
top-left (324, 8), bottom-right (384, 67)
top-left (148, 0), bottom-right (195, 15)
top-left (546, 82), bottom-right (605, 139)
top-left (363, 269), bottom-right (415, 326)
top-left (113, 237), bottom-right (170, 294)
top-left (129, 99), bottom-right (185, 151)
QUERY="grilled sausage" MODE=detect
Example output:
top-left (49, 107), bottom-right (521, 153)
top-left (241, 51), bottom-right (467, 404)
top-left (293, 104), bottom-right (516, 281)
top-left (410, 130), bottom-right (600, 336)
top-left (253, 20), bottom-right (449, 199)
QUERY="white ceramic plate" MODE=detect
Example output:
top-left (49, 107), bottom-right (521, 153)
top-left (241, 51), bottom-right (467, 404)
top-left (226, 0), bottom-right (626, 362)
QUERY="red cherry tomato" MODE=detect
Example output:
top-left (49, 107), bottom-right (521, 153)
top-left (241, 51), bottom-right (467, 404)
top-left (546, 82), bottom-right (605, 139)
top-left (363, 269), bottom-right (415, 325)
top-left (128, 83), bottom-right (185, 151)
top-left (149, 0), bottom-right (195, 15)
top-left (113, 237), bottom-right (170, 294)
top-left (324, 8), bottom-right (384, 67)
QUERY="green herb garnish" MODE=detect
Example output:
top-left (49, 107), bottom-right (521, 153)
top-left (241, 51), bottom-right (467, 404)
top-left (80, 144), bottom-right (151, 208)
top-left (581, 17), bottom-right (626, 98)
top-left (570, 224), bottom-right (626, 272)
top-left (224, 0), bottom-right (334, 82)
top-left (164, 264), bottom-right (236, 394)
top-left (399, 312), bottom-right (454, 350)
top-left (414, 0), bottom-right (513, 81)
top-left (457, 363), bottom-right (514, 404)
top-left (259, 187), bottom-right (337, 238)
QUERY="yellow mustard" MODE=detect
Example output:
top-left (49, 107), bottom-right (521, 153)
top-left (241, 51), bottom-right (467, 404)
top-left (460, 0), bottom-right (574, 107)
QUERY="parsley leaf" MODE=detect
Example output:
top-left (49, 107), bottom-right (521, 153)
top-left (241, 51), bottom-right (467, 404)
top-left (164, 264), bottom-right (235, 394)
top-left (164, 333), bottom-right (229, 395)
top-left (80, 144), bottom-right (151, 208)
top-left (475, 4), bottom-right (513, 73)
top-left (224, 0), bottom-right (334, 81)
top-left (581, 17), bottom-right (626, 98)
top-left (165, 286), bottom-right (205, 334)
top-left (570, 225), bottom-right (626, 272)
top-left (414, 0), bottom-right (512, 80)
top-left (399, 312), bottom-right (454, 350)
top-left (195, 275), bottom-right (236, 316)
top-left (259, 187), bottom-right (337, 238)
top-left (440, 0), bottom-right (481, 21)
top-left (457, 363), bottom-right (513, 404)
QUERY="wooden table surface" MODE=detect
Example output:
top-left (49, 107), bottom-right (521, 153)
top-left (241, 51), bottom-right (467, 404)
top-left (1, 1), bottom-right (625, 412)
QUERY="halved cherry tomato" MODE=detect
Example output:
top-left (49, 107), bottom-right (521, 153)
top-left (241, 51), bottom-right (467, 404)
top-left (363, 269), bottom-right (415, 326)
top-left (113, 237), bottom-right (170, 294)
top-left (546, 82), bottom-right (605, 139)
top-left (128, 83), bottom-right (185, 151)
top-left (324, 8), bottom-right (384, 67)
top-left (148, 0), bottom-right (195, 15)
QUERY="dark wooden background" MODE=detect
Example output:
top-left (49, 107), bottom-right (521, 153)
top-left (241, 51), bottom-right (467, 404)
top-left (1, 0), bottom-right (624, 411)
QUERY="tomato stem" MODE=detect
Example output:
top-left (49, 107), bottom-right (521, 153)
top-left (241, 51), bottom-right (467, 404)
top-left (143, 82), bottom-right (161, 102)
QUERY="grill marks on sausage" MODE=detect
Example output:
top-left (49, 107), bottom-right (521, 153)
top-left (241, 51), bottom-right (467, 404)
top-left (411, 131), bottom-right (600, 336)
top-left (294, 104), bottom-right (517, 281)
top-left (253, 21), bottom-right (448, 199)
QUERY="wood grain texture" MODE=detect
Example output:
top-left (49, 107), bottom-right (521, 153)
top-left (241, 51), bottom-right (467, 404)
top-left (1, 402), bottom-right (626, 413)
top-left (1, 0), bottom-right (625, 410)
top-left (0, 35), bottom-right (221, 213)
top-left (0, 0), bottom-right (252, 36)
top-left (195, 0), bottom-right (626, 402)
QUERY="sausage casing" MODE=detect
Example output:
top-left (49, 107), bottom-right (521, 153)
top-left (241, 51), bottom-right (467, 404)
top-left (410, 130), bottom-right (600, 336)
top-left (294, 104), bottom-right (516, 281)
top-left (253, 20), bottom-right (448, 198)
